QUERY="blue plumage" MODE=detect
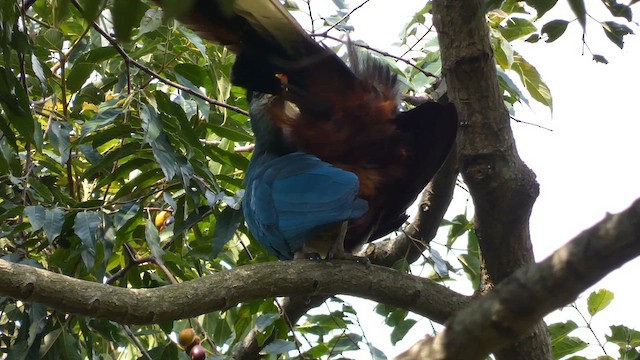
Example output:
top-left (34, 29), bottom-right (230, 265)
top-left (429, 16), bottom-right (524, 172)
top-left (243, 94), bottom-right (368, 260)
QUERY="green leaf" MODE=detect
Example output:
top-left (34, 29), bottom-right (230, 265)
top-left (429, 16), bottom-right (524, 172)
top-left (30, 54), bottom-right (47, 95)
top-left (138, 8), bottom-right (163, 36)
top-left (81, 108), bottom-right (123, 137)
top-left (112, 0), bottom-right (145, 41)
top-left (43, 207), bottom-right (65, 244)
top-left (568, 0), bottom-right (586, 28)
top-left (501, 18), bottom-right (537, 42)
top-left (549, 320), bottom-right (579, 342)
top-left (552, 335), bottom-right (588, 359)
top-left (261, 339), bottom-right (297, 355)
top-left (592, 54), bottom-right (609, 64)
top-left (446, 214), bottom-right (472, 248)
top-left (24, 205), bottom-right (46, 231)
top-left (41, 28), bottom-right (64, 50)
top-left (0, 67), bottom-right (37, 147)
top-left (602, 21), bottom-right (634, 49)
top-left (606, 325), bottom-right (640, 347)
top-left (603, 0), bottom-right (632, 21)
top-left (328, 333), bottom-right (361, 353)
top-left (74, 211), bottom-right (102, 269)
top-left (145, 219), bottom-right (165, 264)
top-left (512, 54), bottom-right (553, 109)
top-left (67, 63), bottom-right (96, 93)
top-left (47, 121), bottom-right (72, 164)
top-left (212, 207), bottom-right (243, 256)
top-left (390, 319), bottom-right (417, 345)
top-left (256, 313), bottom-right (280, 331)
top-left (541, 20), bottom-right (569, 43)
top-left (525, 0), bottom-right (558, 18)
top-left (587, 289), bottom-right (614, 316)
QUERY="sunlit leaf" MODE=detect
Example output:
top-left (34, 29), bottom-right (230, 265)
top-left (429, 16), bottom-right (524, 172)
top-left (512, 54), bottom-right (553, 109)
top-left (587, 289), bottom-right (614, 316)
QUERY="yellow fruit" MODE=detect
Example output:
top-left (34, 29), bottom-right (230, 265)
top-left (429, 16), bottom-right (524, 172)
top-left (178, 328), bottom-right (196, 347)
top-left (155, 210), bottom-right (170, 228)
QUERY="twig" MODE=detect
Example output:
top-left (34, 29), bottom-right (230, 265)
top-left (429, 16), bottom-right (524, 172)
top-left (510, 115), bottom-right (553, 132)
top-left (314, 33), bottom-right (438, 80)
top-left (123, 325), bottom-right (153, 360)
top-left (320, 0), bottom-right (371, 35)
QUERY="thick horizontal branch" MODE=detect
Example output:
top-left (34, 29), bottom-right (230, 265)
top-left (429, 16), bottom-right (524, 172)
top-left (0, 259), bottom-right (469, 325)
top-left (396, 197), bottom-right (640, 360)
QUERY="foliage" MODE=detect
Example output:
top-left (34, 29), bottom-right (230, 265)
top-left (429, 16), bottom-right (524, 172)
top-left (0, 0), bottom-right (637, 359)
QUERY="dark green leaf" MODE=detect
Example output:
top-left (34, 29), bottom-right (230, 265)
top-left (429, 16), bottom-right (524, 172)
top-left (67, 63), bottom-right (96, 93)
top-left (602, 21), bottom-right (634, 49)
top-left (112, 0), bottom-right (145, 41)
top-left (24, 205), bottom-right (46, 231)
top-left (525, 0), bottom-right (558, 18)
top-left (74, 211), bottom-right (102, 269)
top-left (43, 207), bottom-right (65, 244)
top-left (390, 319), bottom-right (416, 345)
top-left (0, 67), bottom-right (37, 147)
top-left (145, 219), bottom-right (165, 264)
top-left (212, 207), bottom-right (243, 256)
top-left (81, 109), bottom-right (123, 137)
top-left (47, 121), bottom-right (72, 164)
top-left (568, 0), bottom-right (587, 28)
top-left (541, 20), bottom-right (569, 43)
top-left (592, 54), bottom-right (609, 64)
top-left (603, 0), bottom-right (633, 21)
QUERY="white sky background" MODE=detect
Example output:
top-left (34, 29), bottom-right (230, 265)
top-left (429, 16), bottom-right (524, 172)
top-left (300, 0), bottom-right (640, 358)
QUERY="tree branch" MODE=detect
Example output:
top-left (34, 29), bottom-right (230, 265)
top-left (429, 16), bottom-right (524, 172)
top-left (0, 260), bottom-right (469, 325)
top-left (432, 0), bottom-right (548, 357)
top-left (395, 197), bottom-right (640, 359)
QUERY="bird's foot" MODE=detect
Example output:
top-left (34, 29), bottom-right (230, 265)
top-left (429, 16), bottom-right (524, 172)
top-left (294, 251), bottom-right (322, 261)
top-left (327, 252), bottom-right (371, 268)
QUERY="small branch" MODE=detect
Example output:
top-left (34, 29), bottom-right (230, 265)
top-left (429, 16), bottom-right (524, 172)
top-left (395, 197), bottom-right (640, 360)
top-left (313, 34), bottom-right (438, 80)
top-left (320, 0), bottom-right (371, 34)
top-left (123, 325), bottom-right (153, 360)
top-left (510, 116), bottom-right (553, 132)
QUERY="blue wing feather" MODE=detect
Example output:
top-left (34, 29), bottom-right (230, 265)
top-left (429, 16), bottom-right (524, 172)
top-left (244, 151), bottom-right (368, 259)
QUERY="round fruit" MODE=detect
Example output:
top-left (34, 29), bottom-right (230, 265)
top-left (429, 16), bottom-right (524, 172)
top-left (155, 210), bottom-right (170, 228)
top-left (190, 344), bottom-right (206, 360)
top-left (178, 328), bottom-right (196, 347)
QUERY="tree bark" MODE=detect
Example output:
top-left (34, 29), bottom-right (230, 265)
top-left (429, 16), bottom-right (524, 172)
top-left (395, 197), bottom-right (640, 359)
top-left (432, 0), bottom-right (549, 358)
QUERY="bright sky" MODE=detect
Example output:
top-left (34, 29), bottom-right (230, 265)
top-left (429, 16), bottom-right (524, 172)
top-left (330, 0), bottom-right (640, 358)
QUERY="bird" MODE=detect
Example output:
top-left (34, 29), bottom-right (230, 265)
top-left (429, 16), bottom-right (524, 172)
top-left (157, 0), bottom-right (458, 260)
